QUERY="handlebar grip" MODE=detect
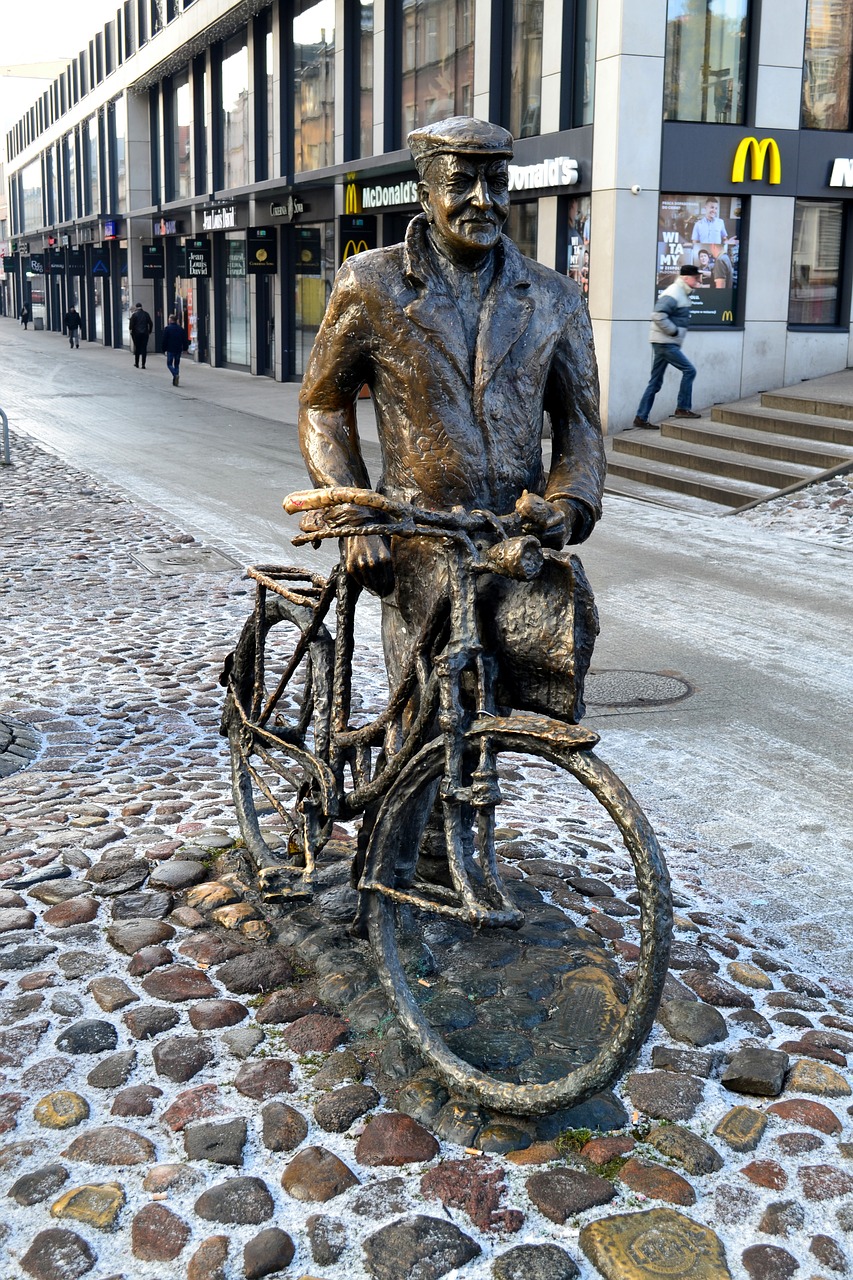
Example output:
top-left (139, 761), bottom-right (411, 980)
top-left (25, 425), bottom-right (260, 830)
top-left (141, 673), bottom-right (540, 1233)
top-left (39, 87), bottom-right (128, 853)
top-left (284, 487), bottom-right (394, 516)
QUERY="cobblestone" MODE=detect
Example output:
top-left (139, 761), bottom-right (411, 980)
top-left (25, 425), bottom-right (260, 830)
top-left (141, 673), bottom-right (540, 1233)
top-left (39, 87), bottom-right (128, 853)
top-left (1, 430), bottom-right (853, 1277)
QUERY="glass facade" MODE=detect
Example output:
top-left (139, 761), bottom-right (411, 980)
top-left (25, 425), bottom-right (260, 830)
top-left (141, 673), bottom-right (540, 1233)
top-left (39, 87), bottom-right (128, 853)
top-left (294, 0), bottom-right (336, 172)
top-left (21, 160), bottom-right (43, 231)
top-left (663, 0), bottom-right (748, 124)
top-left (222, 35), bottom-right (250, 188)
top-left (509, 0), bottom-right (543, 139)
top-left (574, 0), bottom-right (597, 127)
top-left (401, 0), bottom-right (474, 135)
top-left (360, 0), bottom-right (375, 157)
top-left (64, 133), bottom-right (78, 222)
top-left (803, 0), bottom-right (853, 130)
top-left (85, 116), bottom-right (99, 215)
top-left (567, 194), bottom-right (590, 296)
top-left (173, 73), bottom-right (192, 198)
top-left (789, 199), bottom-right (843, 325)
top-left (225, 234), bottom-right (250, 365)
top-left (266, 24), bottom-right (275, 178)
top-left (110, 101), bottom-right (127, 212)
top-left (506, 201), bottom-right (538, 259)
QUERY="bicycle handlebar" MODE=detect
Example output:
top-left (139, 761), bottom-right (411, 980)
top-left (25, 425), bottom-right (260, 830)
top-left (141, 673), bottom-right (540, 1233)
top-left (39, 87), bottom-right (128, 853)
top-left (283, 486), bottom-right (520, 537)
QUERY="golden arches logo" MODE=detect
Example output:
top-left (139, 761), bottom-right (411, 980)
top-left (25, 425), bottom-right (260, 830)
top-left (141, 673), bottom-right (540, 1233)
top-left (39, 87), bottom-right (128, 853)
top-left (345, 183), bottom-right (361, 215)
top-left (722, 310), bottom-right (734, 323)
top-left (732, 136), bottom-right (781, 185)
top-left (343, 239), bottom-right (369, 260)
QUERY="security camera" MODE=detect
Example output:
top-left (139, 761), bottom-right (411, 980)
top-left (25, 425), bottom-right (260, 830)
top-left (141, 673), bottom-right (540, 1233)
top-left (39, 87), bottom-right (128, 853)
top-left (630, 184), bottom-right (642, 195)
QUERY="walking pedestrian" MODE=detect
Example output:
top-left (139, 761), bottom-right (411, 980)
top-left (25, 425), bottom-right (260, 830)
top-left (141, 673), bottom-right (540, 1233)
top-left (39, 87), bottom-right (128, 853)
top-left (129, 301), bottom-right (153, 368)
top-left (161, 313), bottom-right (189, 386)
top-left (64, 304), bottom-right (82, 349)
top-left (19, 302), bottom-right (31, 330)
top-left (633, 264), bottom-right (701, 429)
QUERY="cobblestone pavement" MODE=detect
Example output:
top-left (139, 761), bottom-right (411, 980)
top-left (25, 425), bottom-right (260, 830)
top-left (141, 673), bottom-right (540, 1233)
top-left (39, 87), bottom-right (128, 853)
top-left (2, 430), bottom-right (852, 1280)
top-left (737, 473), bottom-right (853, 547)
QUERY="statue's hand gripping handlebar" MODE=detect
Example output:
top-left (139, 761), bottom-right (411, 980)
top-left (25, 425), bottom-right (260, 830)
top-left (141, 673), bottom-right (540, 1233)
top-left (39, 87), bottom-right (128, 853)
top-left (282, 487), bottom-right (546, 582)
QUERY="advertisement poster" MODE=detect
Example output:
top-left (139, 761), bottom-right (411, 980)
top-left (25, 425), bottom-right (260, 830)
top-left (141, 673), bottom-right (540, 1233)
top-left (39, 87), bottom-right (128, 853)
top-left (567, 194), bottom-right (590, 299)
top-left (657, 193), bottom-right (741, 325)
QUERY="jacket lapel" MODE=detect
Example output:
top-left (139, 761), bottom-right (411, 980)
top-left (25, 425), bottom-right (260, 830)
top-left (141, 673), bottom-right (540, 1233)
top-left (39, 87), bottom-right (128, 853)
top-left (402, 216), bottom-right (470, 380)
top-left (476, 238), bottom-right (534, 384)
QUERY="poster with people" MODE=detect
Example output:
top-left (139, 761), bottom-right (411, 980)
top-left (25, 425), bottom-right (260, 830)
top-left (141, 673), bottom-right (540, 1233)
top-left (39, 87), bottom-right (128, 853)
top-left (567, 195), bottom-right (590, 300)
top-left (656, 193), bottom-right (741, 325)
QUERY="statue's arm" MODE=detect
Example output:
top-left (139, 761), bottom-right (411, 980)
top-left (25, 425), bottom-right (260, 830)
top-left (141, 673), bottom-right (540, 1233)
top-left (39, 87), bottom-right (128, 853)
top-left (542, 291), bottom-right (606, 543)
top-left (297, 266), bottom-right (373, 490)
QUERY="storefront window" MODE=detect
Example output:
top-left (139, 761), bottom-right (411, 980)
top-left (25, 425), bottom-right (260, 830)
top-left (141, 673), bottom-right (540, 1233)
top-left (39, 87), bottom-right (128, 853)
top-left (360, 0), bottom-right (375, 157)
top-left (506, 202), bottom-right (538, 260)
top-left (567, 194), bottom-right (590, 297)
top-left (222, 35), bottom-right (250, 189)
top-left (111, 101), bottom-right (127, 212)
top-left (509, 0), bottom-right (542, 139)
top-left (294, 221), bottom-right (335, 375)
top-left (225, 234), bottom-right (250, 365)
top-left (803, 0), bottom-right (853, 130)
top-left (65, 134), bottom-right (78, 221)
top-left (85, 116), bottom-right (99, 215)
top-left (574, 0), bottom-right (597, 127)
top-left (46, 149), bottom-right (57, 225)
top-left (294, 0), bottom-right (335, 173)
top-left (21, 159), bottom-right (43, 232)
top-left (173, 73), bottom-right (192, 199)
top-left (663, 0), bottom-right (748, 124)
top-left (656, 192), bottom-right (742, 325)
top-left (789, 199), bottom-right (843, 325)
top-left (266, 24), bottom-right (275, 178)
top-left (401, 0), bottom-right (474, 136)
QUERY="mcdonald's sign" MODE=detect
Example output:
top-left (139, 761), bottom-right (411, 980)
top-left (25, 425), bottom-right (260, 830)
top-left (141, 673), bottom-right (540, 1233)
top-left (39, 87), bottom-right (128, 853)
top-left (731, 136), bottom-right (781, 185)
top-left (345, 181), bottom-right (361, 215)
top-left (722, 310), bottom-right (734, 323)
top-left (339, 215), bottom-right (377, 266)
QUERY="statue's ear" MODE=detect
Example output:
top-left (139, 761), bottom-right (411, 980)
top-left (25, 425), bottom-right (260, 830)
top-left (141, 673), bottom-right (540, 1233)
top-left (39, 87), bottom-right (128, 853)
top-left (417, 180), bottom-right (433, 221)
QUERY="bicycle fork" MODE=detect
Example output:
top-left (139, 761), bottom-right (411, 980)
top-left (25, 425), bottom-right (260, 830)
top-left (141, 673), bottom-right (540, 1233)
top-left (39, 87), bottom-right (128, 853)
top-left (436, 556), bottom-right (523, 928)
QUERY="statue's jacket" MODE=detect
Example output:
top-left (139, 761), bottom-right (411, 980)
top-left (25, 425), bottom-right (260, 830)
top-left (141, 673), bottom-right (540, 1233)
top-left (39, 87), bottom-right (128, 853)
top-left (298, 214), bottom-right (605, 523)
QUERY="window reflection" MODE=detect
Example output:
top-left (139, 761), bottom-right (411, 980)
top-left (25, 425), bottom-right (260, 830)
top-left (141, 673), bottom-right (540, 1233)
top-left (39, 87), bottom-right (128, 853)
top-left (173, 73), bottom-right (192, 199)
top-left (222, 36), bottom-right (250, 188)
top-left (266, 25), bottom-right (275, 177)
top-left (789, 200), bottom-right (843, 325)
top-left (360, 0), bottom-right (374, 157)
top-left (510, 0), bottom-right (542, 139)
top-left (401, 0), bottom-right (474, 135)
top-left (506, 200), bottom-right (538, 259)
top-left (803, 0), bottom-right (853, 130)
top-left (21, 159), bottom-right (43, 231)
top-left (664, 0), bottom-right (747, 124)
top-left (294, 0), bottom-right (335, 172)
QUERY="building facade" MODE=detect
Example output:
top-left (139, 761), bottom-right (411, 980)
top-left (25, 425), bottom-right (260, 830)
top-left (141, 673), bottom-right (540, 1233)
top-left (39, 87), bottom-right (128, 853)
top-left (5, 0), bottom-right (853, 429)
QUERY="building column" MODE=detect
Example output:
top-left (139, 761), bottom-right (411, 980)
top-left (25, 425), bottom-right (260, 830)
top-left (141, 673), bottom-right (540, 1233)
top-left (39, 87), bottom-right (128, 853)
top-left (588, 0), bottom-right (667, 434)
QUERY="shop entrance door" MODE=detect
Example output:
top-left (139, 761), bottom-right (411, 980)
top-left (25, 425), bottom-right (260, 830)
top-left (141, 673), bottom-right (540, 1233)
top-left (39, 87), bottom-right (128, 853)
top-left (259, 273), bottom-right (276, 376)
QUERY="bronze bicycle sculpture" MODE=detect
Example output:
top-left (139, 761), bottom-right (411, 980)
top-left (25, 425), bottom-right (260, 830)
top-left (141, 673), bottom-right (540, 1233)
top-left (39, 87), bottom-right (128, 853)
top-left (221, 115), bottom-right (671, 1115)
top-left (220, 486), bottom-right (672, 1116)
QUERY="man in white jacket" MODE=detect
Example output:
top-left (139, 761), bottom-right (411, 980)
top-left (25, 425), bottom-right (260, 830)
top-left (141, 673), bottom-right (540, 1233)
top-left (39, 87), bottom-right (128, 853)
top-left (633, 264), bottom-right (701, 429)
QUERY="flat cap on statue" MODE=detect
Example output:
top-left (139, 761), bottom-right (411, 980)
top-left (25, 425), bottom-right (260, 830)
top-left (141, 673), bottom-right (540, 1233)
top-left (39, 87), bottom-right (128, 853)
top-left (407, 117), bottom-right (514, 171)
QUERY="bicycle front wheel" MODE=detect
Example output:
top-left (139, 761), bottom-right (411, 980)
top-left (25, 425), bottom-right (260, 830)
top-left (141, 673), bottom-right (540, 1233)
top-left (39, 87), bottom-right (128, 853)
top-left (364, 719), bottom-right (671, 1117)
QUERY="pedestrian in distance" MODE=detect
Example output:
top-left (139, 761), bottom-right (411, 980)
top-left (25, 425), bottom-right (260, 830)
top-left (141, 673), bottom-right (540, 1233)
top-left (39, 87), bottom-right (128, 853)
top-left (633, 264), bottom-right (702, 429)
top-left (129, 301), bottom-right (153, 368)
top-left (161, 312), bottom-right (189, 386)
top-left (19, 302), bottom-right (31, 330)
top-left (64, 304), bottom-right (82, 349)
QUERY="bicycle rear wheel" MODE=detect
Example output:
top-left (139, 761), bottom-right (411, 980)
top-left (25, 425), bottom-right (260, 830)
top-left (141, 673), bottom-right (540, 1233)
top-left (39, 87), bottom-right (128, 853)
top-left (364, 719), bottom-right (671, 1116)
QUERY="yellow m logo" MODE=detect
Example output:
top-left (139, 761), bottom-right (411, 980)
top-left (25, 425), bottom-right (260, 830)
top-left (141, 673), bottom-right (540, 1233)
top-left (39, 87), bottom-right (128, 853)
top-left (732, 136), bottom-right (781, 185)
top-left (722, 310), bottom-right (734, 323)
top-left (343, 239), bottom-right (369, 260)
top-left (344, 183), bottom-right (361, 215)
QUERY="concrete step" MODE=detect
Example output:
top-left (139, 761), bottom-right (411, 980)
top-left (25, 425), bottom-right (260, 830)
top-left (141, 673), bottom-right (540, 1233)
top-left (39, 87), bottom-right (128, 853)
top-left (602, 472), bottom-right (726, 517)
top-left (605, 453), bottom-right (774, 509)
top-left (612, 432), bottom-right (818, 489)
top-left (712, 403), bottom-right (853, 447)
top-left (662, 418), bottom-right (853, 469)
top-left (762, 390), bottom-right (853, 422)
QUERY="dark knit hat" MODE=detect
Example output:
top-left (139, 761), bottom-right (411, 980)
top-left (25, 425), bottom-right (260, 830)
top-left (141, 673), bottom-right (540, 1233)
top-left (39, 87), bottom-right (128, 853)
top-left (679, 264), bottom-right (700, 276)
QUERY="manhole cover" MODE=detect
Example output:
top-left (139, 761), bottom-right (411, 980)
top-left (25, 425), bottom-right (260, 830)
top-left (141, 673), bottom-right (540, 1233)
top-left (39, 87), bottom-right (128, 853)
top-left (585, 670), bottom-right (692, 708)
top-left (0, 716), bottom-right (40, 778)
top-left (131, 546), bottom-right (241, 575)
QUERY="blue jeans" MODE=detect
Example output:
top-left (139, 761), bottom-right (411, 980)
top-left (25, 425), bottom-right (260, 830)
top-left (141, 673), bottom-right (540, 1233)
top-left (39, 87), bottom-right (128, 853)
top-left (166, 352), bottom-right (181, 379)
top-left (637, 344), bottom-right (696, 421)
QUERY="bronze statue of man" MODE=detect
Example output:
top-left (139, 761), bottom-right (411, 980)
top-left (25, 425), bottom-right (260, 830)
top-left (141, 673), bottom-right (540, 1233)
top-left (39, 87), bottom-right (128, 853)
top-left (298, 115), bottom-right (605, 722)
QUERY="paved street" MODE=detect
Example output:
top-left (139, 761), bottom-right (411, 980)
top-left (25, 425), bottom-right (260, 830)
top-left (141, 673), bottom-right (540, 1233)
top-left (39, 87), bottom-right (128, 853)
top-left (3, 318), bottom-right (851, 981)
top-left (1, 323), bottom-right (853, 1277)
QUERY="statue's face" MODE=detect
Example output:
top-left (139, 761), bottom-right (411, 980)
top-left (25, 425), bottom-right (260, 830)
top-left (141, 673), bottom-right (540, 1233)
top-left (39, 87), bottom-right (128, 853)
top-left (419, 154), bottom-right (510, 262)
